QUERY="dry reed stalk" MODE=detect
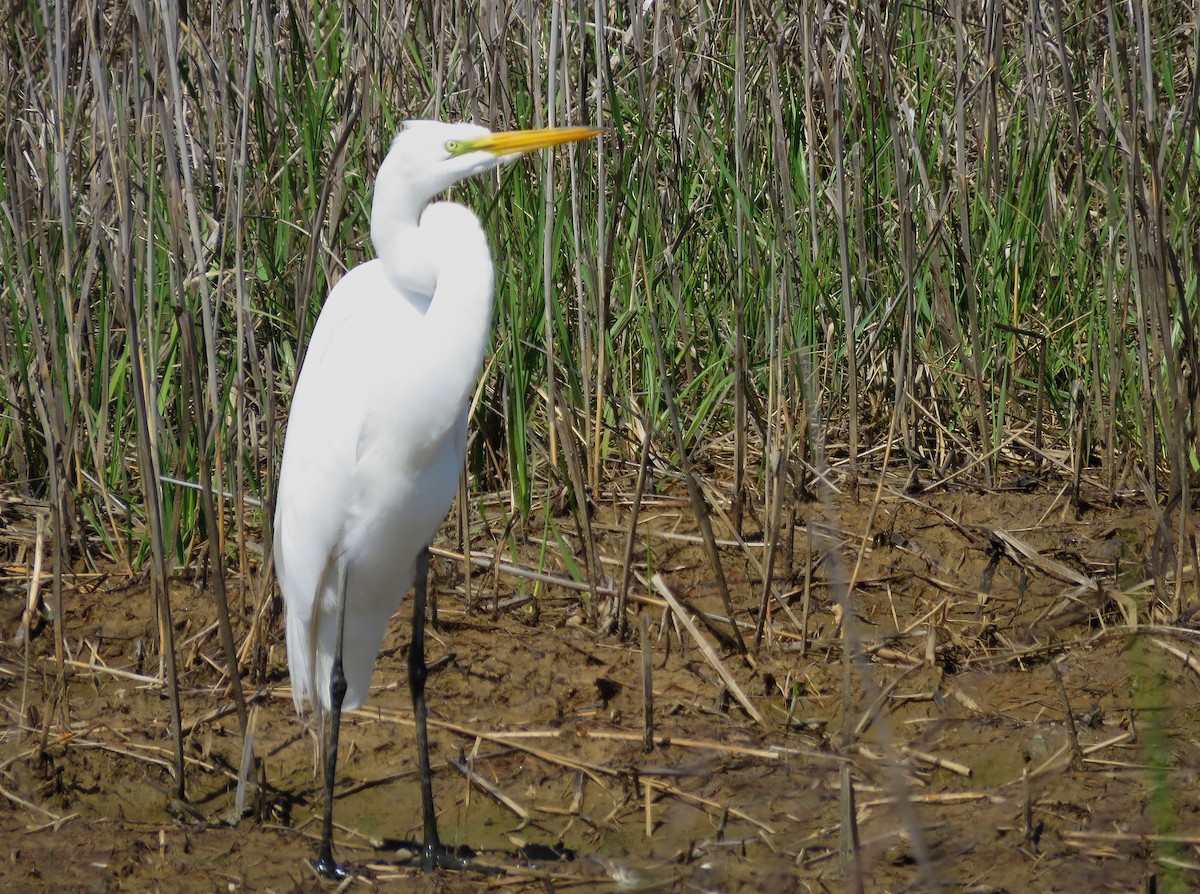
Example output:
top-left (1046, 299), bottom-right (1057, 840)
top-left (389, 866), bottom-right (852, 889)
top-left (650, 573), bottom-right (767, 729)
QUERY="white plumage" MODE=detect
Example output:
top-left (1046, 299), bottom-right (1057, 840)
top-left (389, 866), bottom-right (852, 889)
top-left (272, 119), bottom-right (600, 876)
top-left (276, 203), bottom-right (491, 714)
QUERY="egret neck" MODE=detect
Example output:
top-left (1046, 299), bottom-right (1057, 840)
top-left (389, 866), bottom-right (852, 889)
top-left (371, 158), bottom-right (438, 300)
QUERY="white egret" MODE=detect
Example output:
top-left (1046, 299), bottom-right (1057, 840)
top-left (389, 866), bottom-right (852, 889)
top-left (273, 119), bottom-right (601, 877)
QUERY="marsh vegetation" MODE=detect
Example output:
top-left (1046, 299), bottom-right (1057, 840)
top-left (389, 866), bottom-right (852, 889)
top-left (2, 1), bottom-right (1200, 890)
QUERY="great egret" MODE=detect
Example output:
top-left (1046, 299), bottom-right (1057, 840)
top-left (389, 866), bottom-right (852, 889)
top-left (273, 120), bottom-right (601, 877)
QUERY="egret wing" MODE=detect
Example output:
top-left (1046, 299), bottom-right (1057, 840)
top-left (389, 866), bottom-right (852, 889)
top-left (275, 263), bottom-right (380, 713)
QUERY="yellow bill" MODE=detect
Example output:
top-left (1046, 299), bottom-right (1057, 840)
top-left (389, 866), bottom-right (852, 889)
top-left (466, 125), bottom-right (603, 157)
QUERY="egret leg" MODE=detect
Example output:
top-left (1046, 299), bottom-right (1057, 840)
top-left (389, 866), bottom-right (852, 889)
top-left (429, 550), bottom-right (439, 632)
top-left (316, 556), bottom-right (350, 880)
top-left (409, 546), bottom-right (469, 870)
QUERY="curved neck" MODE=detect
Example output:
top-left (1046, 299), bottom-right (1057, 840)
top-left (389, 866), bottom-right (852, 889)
top-left (415, 207), bottom-right (494, 411)
top-left (372, 192), bottom-right (436, 299)
top-left (369, 198), bottom-right (495, 444)
top-left (369, 148), bottom-right (495, 426)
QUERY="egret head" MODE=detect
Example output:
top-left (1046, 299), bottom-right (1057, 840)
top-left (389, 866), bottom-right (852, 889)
top-left (370, 120), bottom-right (601, 295)
top-left (374, 120), bottom-right (603, 215)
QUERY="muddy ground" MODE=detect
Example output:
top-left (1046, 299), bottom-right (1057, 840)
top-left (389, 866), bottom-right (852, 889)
top-left (2, 478), bottom-right (1200, 892)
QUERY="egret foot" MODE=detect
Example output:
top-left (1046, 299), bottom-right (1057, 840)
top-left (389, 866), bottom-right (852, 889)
top-left (421, 843), bottom-right (473, 872)
top-left (316, 852), bottom-right (350, 880)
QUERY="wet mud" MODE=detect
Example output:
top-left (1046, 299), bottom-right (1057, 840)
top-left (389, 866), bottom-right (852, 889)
top-left (2, 485), bottom-right (1199, 891)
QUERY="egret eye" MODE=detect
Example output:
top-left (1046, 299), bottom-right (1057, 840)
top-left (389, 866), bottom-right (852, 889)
top-left (444, 139), bottom-right (461, 155)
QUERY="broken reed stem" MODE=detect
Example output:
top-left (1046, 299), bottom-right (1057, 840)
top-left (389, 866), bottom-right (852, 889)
top-left (651, 574), bottom-right (769, 730)
top-left (641, 251), bottom-right (746, 652)
top-left (176, 311), bottom-right (249, 739)
top-left (428, 544), bottom-right (615, 595)
top-left (644, 777), bottom-right (653, 838)
top-left (0, 781), bottom-right (70, 825)
top-left (19, 510), bottom-right (46, 721)
top-left (641, 610), bottom-right (654, 753)
top-left (618, 412), bottom-right (655, 638)
top-left (642, 776), bottom-right (775, 835)
top-left (839, 763), bottom-right (865, 892)
top-left (754, 449), bottom-right (788, 649)
top-left (1051, 659), bottom-right (1085, 772)
top-left (801, 524), bottom-right (813, 657)
top-left (446, 755), bottom-right (530, 821)
top-left (231, 706), bottom-right (259, 822)
top-left (900, 747), bottom-right (972, 779)
top-left (1023, 760), bottom-right (1036, 843)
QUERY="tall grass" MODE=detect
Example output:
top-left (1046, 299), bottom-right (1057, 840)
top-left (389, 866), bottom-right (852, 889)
top-left (3, 3), bottom-right (1199, 887)
top-left (3, 0), bottom-right (1199, 685)
top-left (2, 0), bottom-right (1190, 624)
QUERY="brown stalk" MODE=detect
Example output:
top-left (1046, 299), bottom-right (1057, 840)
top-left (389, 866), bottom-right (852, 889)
top-left (175, 309), bottom-right (249, 735)
top-left (616, 412), bottom-right (654, 637)
top-left (640, 610), bottom-right (654, 753)
top-left (731, 0), bottom-right (748, 535)
top-left (639, 245), bottom-right (746, 651)
top-left (651, 573), bottom-right (767, 730)
top-left (541, 2), bottom-right (600, 613)
top-left (953, 0), bottom-right (993, 486)
top-left (112, 7), bottom-right (184, 794)
top-left (831, 34), bottom-right (859, 489)
top-left (587, 0), bottom-right (610, 494)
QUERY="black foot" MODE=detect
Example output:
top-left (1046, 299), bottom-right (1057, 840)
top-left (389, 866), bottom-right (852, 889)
top-left (316, 854), bottom-right (349, 880)
top-left (421, 842), bottom-right (473, 872)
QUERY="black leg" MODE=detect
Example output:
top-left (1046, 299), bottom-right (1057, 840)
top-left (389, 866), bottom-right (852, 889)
top-left (429, 547), bottom-right (440, 632)
top-left (409, 546), bottom-right (469, 870)
top-left (316, 557), bottom-right (350, 880)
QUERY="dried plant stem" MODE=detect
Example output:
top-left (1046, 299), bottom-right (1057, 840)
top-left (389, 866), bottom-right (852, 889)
top-left (641, 611), bottom-right (654, 753)
top-left (651, 574), bottom-right (767, 730)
